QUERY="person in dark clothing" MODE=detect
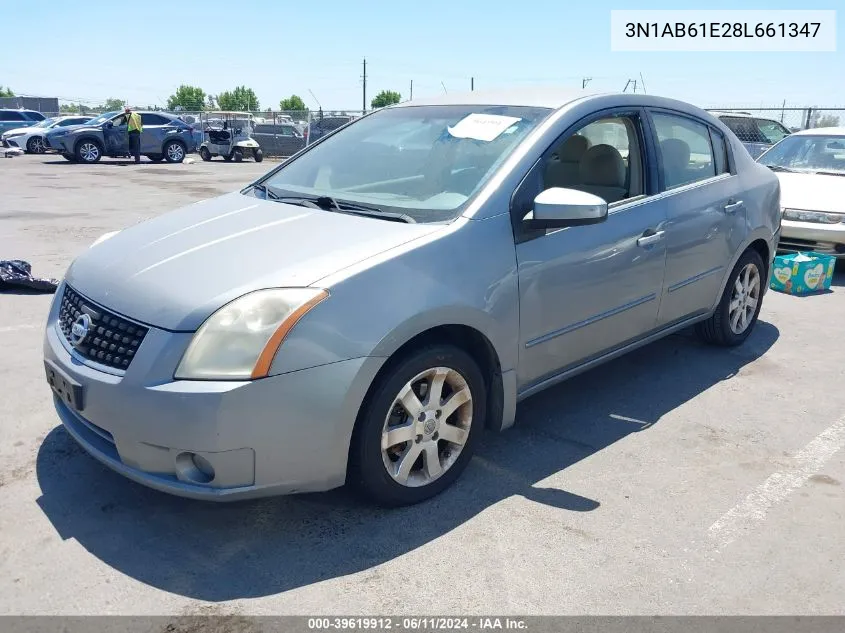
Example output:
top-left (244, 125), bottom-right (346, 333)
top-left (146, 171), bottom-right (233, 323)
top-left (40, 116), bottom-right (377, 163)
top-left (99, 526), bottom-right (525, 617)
top-left (125, 106), bottom-right (142, 164)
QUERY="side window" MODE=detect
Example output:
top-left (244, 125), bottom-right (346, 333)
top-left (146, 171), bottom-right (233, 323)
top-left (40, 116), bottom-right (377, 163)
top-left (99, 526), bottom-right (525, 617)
top-left (652, 112), bottom-right (716, 189)
top-left (0, 111), bottom-right (26, 121)
top-left (140, 113), bottom-right (169, 125)
top-left (58, 118), bottom-right (80, 127)
top-left (710, 129), bottom-right (729, 175)
top-left (541, 114), bottom-right (644, 204)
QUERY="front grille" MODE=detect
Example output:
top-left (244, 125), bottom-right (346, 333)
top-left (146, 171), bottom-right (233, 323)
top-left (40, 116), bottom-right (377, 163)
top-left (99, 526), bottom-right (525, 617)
top-left (58, 285), bottom-right (148, 371)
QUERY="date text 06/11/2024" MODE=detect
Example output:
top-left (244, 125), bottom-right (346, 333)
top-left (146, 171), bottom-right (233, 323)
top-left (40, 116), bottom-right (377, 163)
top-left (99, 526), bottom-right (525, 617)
top-left (625, 22), bottom-right (821, 38)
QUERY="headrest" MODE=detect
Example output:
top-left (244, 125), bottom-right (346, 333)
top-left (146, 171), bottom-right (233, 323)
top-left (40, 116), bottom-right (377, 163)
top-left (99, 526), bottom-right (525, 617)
top-left (660, 138), bottom-right (691, 168)
top-left (579, 144), bottom-right (625, 187)
top-left (557, 135), bottom-right (589, 162)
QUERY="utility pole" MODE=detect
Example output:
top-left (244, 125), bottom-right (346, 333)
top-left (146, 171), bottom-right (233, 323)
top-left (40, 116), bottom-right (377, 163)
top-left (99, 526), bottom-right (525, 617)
top-left (471, 77), bottom-right (474, 91)
top-left (441, 81), bottom-right (447, 94)
top-left (623, 79), bottom-right (637, 93)
top-left (582, 77), bottom-right (592, 89)
top-left (362, 57), bottom-right (367, 113)
top-left (410, 80), bottom-right (413, 101)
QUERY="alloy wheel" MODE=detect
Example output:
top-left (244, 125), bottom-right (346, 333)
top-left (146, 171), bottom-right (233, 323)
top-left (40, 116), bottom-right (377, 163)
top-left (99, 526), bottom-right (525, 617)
top-left (728, 263), bottom-right (760, 335)
top-left (79, 142), bottom-right (99, 162)
top-left (166, 143), bottom-right (185, 161)
top-left (381, 366), bottom-right (473, 487)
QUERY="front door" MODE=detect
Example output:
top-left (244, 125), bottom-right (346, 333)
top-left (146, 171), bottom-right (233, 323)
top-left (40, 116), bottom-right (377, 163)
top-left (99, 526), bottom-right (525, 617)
top-left (647, 109), bottom-right (747, 325)
top-left (103, 116), bottom-right (128, 155)
top-left (514, 109), bottom-right (668, 390)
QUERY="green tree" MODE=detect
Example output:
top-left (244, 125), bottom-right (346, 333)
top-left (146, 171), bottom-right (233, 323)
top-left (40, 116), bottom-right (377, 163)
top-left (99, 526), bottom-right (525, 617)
top-left (279, 94), bottom-right (307, 112)
top-left (815, 114), bottom-right (841, 128)
top-left (216, 86), bottom-right (259, 111)
top-left (60, 103), bottom-right (81, 113)
top-left (167, 84), bottom-right (206, 111)
top-left (0, 85), bottom-right (14, 97)
top-left (99, 97), bottom-right (125, 111)
top-left (371, 90), bottom-right (401, 109)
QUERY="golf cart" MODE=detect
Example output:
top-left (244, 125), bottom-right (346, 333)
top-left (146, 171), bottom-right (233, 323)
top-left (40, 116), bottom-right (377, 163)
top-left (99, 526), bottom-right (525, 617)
top-left (199, 111), bottom-right (263, 162)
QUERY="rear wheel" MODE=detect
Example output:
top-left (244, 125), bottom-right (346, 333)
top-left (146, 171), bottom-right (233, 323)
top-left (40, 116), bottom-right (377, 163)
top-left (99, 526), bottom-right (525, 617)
top-left (233, 148), bottom-right (244, 162)
top-left (349, 345), bottom-right (485, 506)
top-left (253, 148), bottom-right (264, 162)
top-left (26, 136), bottom-right (45, 154)
top-left (222, 153), bottom-right (233, 162)
top-left (696, 248), bottom-right (765, 346)
top-left (163, 141), bottom-right (186, 163)
top-left (146, 153), bottom-right (163, 162)
top-left (199, 146), bottom-right (212, 161)
top-left (75, 140), bottom-right (102, 163)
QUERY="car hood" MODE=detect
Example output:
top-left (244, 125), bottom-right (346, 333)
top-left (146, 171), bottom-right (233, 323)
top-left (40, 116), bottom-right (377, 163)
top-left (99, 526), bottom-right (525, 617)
top-left (1, 126), bottom-right (37, 137)
top-left (47, 124), bottom-right (99, 136)
top-left (66, 192), bottom-right (442, 331)
top-left (776, 172), bottom-right (845, 213)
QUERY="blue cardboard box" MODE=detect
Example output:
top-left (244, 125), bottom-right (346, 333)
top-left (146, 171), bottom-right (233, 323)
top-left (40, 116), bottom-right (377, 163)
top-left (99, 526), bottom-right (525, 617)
top-left (770, 252), bottom-right (836, 295)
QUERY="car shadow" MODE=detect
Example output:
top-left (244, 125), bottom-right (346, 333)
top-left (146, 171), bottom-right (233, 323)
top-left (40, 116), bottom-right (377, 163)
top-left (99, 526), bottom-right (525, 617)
top-left (35, 321), bottom-right (779, 601)
top-left (830, 260), bottom-right (845, 288)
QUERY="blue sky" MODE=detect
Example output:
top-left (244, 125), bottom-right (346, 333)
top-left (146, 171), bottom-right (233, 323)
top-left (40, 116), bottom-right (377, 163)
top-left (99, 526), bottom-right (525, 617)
top-left (1, 0), bottom-right (842, 111)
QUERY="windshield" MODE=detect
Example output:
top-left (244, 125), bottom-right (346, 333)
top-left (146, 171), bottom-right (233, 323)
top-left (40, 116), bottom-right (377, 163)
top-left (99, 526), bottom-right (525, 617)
top-left (721, 116), bottom-right (791, 144)
top-left (758, 134), bottom-right (845, 174)
top-left (260, 105), bottom-right (552, 223)
top-left (83, 112), bottom-right (120, 126)
top-left (34, 117), bottom-right (57, 128)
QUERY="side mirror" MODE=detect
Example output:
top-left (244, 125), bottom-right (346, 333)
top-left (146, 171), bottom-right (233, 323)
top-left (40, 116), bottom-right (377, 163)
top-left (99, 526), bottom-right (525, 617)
top-left (525, 188), bottom-right (608, 229)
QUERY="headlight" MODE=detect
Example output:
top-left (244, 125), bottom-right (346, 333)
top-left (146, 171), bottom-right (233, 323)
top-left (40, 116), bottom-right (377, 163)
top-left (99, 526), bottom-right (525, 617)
top-left (4, 132), bottom-right (24, 139)
top-left (782, 208), bottom-right (844, 224)
top-left (174, 288), bottom-right (328, 380)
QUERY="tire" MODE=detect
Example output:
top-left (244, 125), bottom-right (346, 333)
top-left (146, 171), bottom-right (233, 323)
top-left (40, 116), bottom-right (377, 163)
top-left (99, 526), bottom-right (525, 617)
top-left (233, 148), bottom-right (244, 162)
top-left (349, 344), bottom-right (486, 507)
top-left (61, 153), bottom-right (77, 162)
top-left (146, 153), bottom-right (163, 162)
top-left (696, 248), bottom-right (766, 347)
top-left (253, 148), bottom-right (264, 162)
top-left (163, 141), bottom-right (186, 163)
top-left (75, 139), bottom-right (102, 164)
top-left (199, 147), bottom-right (212, 161)
top-left (222, 153), bottom-right (233, 162)
top-left (26, 136), bottom-right (46, 154)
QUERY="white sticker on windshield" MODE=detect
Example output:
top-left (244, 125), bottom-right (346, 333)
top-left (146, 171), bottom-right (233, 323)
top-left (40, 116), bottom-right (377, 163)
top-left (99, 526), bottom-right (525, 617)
top-left (447, 114), bottom-right (522, 142)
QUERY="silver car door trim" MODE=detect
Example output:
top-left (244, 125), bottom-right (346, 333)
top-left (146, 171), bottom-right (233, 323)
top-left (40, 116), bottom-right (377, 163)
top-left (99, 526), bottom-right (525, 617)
top-left (525, 292), bottom-right (658, 349)
top-left (667, 265), bottom-right (724, 293)
top-left (723, 200), bottom-right (744, 214)
top-left (518, 312), bottom-right (706, 401)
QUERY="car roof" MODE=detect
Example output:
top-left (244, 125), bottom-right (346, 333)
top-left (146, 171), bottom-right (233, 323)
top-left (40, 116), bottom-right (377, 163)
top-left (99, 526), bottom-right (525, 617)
top-left (708, 110), bottom-right (757, 118)
top-left (0, 108), bottom-right (41, 113)
top-left (789, 126), bottom-right (845, 136)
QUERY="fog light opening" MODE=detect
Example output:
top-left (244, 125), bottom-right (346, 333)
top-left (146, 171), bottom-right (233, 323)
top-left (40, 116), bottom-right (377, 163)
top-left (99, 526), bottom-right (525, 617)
top-left (175, 452), bottom-right (215, 484)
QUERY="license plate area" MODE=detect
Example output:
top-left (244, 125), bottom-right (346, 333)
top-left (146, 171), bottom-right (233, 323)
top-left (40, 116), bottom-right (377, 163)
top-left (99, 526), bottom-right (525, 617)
top-left (45, 359), bottom-right (84, 411)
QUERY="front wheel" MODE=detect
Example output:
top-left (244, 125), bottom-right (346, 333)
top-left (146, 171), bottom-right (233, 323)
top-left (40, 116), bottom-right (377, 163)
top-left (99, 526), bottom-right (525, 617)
top-left (349, 345), bottom-right (485, 506)
top-left (696, 248), bottom-right (766, 346)
top-left (253, 148), bottom-right (264, 162)
top-left (75, 140), bottom-right (102, 163)
top-left (163, 141), bottom-right (186, 163)
top-left (199, 146), bottom-right (212, 161)
top-left (233, 148), bottom-right (244, 162)
top-left (27, 136), bottom-right (46, 154)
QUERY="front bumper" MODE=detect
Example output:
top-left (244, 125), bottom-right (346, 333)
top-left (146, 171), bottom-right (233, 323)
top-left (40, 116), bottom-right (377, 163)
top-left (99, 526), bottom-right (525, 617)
top-left (45, 135), bottom-right (70, 153)
top-left (779, 219), bottom-right (845, 258)
top-left (43, 284), bottom-right (380, 501)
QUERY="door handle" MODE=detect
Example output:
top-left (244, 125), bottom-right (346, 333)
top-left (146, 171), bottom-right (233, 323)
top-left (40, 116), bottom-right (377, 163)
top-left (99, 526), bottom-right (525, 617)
top-left (637, 230), bottom-right (665, 248)
top-left (723, 200), bottom-right (744, 214)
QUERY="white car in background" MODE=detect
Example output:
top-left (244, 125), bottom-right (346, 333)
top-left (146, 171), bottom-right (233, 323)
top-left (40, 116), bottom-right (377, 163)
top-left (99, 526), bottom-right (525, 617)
top-left (1, 115), bottom-right (94, 153)
top-left (757, 127), bottom-right (845, 258)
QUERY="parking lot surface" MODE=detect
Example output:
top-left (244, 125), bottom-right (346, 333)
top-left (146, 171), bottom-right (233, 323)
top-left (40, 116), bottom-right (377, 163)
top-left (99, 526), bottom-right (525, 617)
top-left (1, 155), bottom-right (844, 616)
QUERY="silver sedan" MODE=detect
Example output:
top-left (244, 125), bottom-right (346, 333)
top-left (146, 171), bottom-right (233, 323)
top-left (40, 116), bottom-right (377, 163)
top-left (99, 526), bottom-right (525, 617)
top-left (44, 89), bottom-right (781, 506)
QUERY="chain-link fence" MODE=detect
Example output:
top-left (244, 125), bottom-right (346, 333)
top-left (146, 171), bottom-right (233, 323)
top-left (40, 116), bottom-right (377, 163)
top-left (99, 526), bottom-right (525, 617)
top-left (707, 107), bottom-right (845, 132)
top-left (161, 109), bottom-right (365, 158)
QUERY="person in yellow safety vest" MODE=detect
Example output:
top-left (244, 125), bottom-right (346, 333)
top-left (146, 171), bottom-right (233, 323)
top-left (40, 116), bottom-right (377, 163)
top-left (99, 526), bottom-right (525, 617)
top-left (124, 106), bottom-right (143, 164)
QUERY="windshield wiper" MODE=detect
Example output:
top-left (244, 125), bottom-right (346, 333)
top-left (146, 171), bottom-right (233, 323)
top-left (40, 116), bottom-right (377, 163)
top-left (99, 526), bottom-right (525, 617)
top-left (813, 170), bottom-right (845, 177)
top-left (252, 183), bottom-right (280, 200)
top-left (272, 195), bottom-right (416, 224)
top-left (765, 165), bottom-right (797, 172)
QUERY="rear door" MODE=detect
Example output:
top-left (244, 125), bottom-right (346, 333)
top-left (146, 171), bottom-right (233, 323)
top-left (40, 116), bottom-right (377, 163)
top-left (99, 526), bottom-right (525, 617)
top-left (139, 113), bottom-right (170, 153)
top-left (647, 109), bottom-right (746, 325)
